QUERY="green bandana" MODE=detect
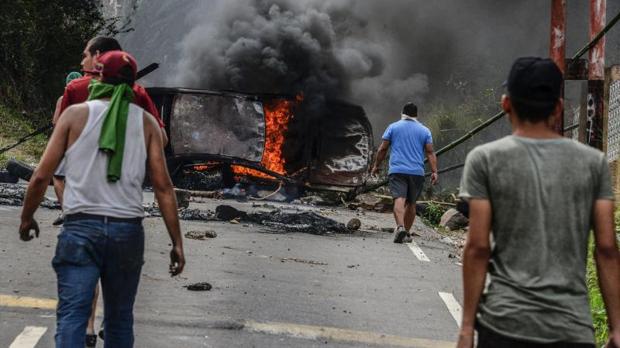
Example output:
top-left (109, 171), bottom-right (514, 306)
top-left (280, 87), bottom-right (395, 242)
top-left (87, 79), bottom-right (135, 182)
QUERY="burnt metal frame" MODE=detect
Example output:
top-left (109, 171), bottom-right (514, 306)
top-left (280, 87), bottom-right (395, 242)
top-left (147, 87), bottom-right (298, 183)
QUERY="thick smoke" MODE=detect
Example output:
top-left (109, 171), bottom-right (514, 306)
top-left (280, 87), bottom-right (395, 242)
top-left (118, 0), bottom-right (620, 135)
top-left (173, 0), bottom-right (430, 113)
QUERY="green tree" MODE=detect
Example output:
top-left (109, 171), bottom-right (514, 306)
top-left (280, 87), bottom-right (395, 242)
top-left (0, 0), bottom-right (118, 125)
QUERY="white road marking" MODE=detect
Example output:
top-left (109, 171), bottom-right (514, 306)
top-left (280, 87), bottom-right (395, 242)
top-left (438, 292), bottom-right (462, 327)
top-left (9, 326), bottom-right (47, 348)
top-left (407, 239), bottom-right (430, 262)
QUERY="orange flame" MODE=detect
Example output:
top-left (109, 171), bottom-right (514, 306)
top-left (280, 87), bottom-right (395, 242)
top-left (232, 97), bottom-right (299, 179)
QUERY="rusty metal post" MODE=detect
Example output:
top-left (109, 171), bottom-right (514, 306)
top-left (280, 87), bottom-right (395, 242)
top-left (550, 0), bottom-right (566, 134)
top-left (587, 0), bottom-right (606, 149)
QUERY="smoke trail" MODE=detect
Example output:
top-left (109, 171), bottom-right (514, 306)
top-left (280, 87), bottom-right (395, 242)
top-left (173, 0), bottom-right (429, 112)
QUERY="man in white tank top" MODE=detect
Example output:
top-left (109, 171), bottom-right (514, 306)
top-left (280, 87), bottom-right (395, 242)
top-left (18, 51), bottom-right (185, 348)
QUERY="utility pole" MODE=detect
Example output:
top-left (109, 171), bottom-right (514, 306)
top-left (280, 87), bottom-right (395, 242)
top-left (587, 0), bottom-right (606, 149)
top-left (550, 0), bottom-right (566, 135)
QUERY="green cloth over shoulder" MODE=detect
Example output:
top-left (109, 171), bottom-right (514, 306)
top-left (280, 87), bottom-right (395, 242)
top-left (87, 79), bottom-right (135, 182)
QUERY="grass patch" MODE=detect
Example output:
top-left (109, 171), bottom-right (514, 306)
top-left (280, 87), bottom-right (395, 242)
top-left (419, 201), bottom-right (447, 227)
top-left (587, 236), bottom-right (608, 345)
top-left (0, 104), bottom-right (48, 168)
top-left (587, 210), bottom-right (620, 345)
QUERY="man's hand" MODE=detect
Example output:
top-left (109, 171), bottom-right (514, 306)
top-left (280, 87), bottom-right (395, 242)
top-left (430, 172), bottom-right (439, 185)
top-left (169, 245), bottom-right (185, 276)
top-left (19, 218), bottom-right (39, 241)
top-left (456, 328), bottom-right (474, 348)
top-left (607, 328), bottom-right (620, 348)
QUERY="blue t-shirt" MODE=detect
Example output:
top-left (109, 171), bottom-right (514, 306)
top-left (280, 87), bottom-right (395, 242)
top-left (382, 119), bottom-right (433, 176)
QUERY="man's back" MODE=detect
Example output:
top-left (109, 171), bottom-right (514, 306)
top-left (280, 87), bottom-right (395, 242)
top-left (62, 100), bottom-right (147, 218)
top-left (460, 135), bottom-right (613, 343)
top-left (383, 119), bottom-right (432, 176)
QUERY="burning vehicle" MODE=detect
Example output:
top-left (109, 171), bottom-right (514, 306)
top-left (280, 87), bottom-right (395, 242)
top-left (147, 88), bottom-right (374, 195)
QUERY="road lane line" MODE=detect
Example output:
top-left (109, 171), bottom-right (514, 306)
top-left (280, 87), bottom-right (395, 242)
top-left (407, 239), bottom-right (430, 262)
top-left (438, 292), bottom-right (462, 327)
top-left (9, 326), bottom-right (47, 348)
top-left (0, 294), bottom-right (57, 310)
top-left (245, 320), bottom-right (453, 348)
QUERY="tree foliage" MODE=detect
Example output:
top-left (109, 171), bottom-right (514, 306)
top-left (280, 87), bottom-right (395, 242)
top-left (0, 0), bottom-right (115, 124)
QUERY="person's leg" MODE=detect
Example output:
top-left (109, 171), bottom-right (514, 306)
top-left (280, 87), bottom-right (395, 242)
top-left (87, 285), bottom-right (99, 333)
top-left (405, 175), bottom-right (425, 235)
top-left (53, 224), bottom-right (102, 348)
top-left (101, 221), bottom-right (144, 348)
top-left (404, 202), bottom-right (416, 232)
top-left (393, 197), bottom-right (407, 227)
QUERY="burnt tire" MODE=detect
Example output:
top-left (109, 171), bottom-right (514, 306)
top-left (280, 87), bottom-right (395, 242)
top-left (6, 159), bottom-right (34, 181)
top-left (0, 170), bottom-right (18, 184)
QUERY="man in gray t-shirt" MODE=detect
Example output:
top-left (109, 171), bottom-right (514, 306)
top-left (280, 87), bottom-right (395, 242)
top-left (457, 57), bottom-right (620, 348)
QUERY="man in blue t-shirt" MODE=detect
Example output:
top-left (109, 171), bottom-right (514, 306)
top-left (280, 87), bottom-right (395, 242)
top-left (371, 102), bottom-right (438, 243)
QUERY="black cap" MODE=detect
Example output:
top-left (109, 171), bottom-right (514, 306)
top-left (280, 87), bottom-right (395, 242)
top-left (505, 57), bottom-right (563, 106)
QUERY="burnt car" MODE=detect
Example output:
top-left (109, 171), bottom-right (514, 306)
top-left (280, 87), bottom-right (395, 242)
top-left (147, 87), bottom-right (373, 192)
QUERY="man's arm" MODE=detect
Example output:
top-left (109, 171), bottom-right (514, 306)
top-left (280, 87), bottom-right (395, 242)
top-left (592, 199), bottom-right (620, 347)
top-left (458, 198), bottom-right (492, 348)
top-left (371, 140), bottom-right (390, 175)
top-left (425, 143), bottom-right (438, 185)
top-left (19, 111), bottom-right (71, 240)
top-left (52, 96), bottom-right (63, 125)
top-left (144, 113), bottom-right (184, 276)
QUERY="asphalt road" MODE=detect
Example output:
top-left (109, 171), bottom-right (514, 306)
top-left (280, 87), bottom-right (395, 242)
top-left (0, 192), bottom-right (463, 348)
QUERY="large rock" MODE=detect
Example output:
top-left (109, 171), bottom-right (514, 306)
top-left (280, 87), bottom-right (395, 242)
top-left (351, 193), bottom-right (393, 212)
top-left (439, 208), bottom-right (469, 231)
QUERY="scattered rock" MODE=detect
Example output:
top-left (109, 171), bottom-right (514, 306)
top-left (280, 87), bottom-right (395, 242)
top-left (215, 205), bottom-right (246, 221)
top-left (346, 218), bottom-right (361, 231)
top-left (178, 208), bottom-right (215, 221)
top-left (439, 208), bottom-right (469, 231)
top-left (381, 227), bottom-right (394, 233)
top-left (301, 191), bottom-right (345, 206)
top-left (184, 282), bottom-right (212, 291)
top-left (350, 193), bottom-right (393, 212)
top-left (185, 230), bottom-right (217, 240)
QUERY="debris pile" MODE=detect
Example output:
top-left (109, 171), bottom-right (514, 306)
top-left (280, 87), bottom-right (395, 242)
top-left (143, 203), bottom-right (346, 235)
top-left (0, 183), bottom-right (60, 209)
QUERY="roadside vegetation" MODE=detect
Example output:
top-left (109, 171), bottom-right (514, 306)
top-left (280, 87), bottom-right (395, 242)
top-left (587, 210), bottom-right (620, 345)
top-left (0, 105), bottom-right (48, 167)
top-left (0, 1), bottom-right (128, 165)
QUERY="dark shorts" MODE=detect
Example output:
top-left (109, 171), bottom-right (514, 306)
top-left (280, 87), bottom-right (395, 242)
top-left (388, 173), bottom-right (425, 203)
top-left (476, 322), bottom-right (595, 348)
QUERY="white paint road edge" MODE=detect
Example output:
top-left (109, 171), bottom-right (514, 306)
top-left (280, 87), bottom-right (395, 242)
top-left (9, 326), bottom-right (47, 348)
top-left (407, 239), bottom-right (430, 262)
top-left (438, 292), bottom-right (462, 327)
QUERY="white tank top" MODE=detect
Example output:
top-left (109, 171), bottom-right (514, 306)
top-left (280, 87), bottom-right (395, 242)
top-left (62, 100), bottom-right (146, 218)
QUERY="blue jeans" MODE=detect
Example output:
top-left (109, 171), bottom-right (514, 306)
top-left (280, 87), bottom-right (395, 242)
top-left (52, 217), bottom-right (144, 348)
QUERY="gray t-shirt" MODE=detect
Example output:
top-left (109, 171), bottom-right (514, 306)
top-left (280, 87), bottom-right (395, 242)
top-left (459, 135), bottom-right (613, 344)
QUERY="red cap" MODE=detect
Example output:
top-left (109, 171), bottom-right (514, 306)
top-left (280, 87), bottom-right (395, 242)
top-left (93, 50), bottom-right (137, 81)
